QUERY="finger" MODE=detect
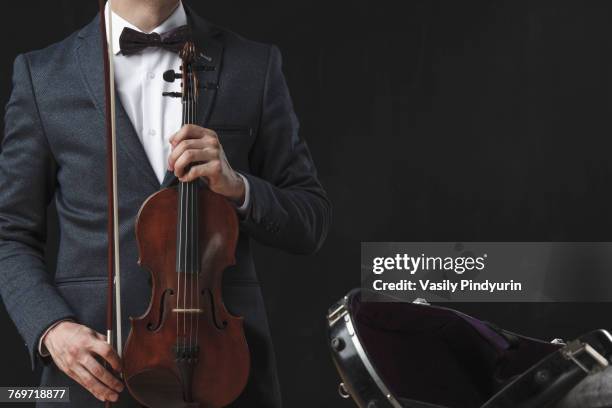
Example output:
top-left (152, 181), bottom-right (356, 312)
top-left (201, 130), bottom-right (220, 145)
top-left (89, 339), bottom-right (121, 372)
top-left (82, 355), bottom-right (124, 393)
top-left (72, 364), bottom-right (118, 402)
top-left (180, 160), bottom-right (221, 183)
top-left (169, 124), bottom-right (203, 146)
top-left (174, 149), bottom-right (219, 178)
top-left (168, 139), bottom-right (208, 170)
top-left (169, 124), bottom-right (216, 146)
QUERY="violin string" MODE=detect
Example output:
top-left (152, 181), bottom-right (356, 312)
top-left (191, 65), bottom-right (200, 347)
top-left (177, 76), bottom-right (186, 350)
top-left (177, 182), bottom-right (182, 345)
top-left (183, 156), bottom-right (187, 352)
top-left (191, 180), bottom-right (195, 349)
top-left (187, 176), bottom-right (191, 353)
top-left (193, 72), bottom-right (201, 346)
top-left (188, 69), bottom-right (194, 353)
top-left (177, 71), bottom-right (189, 350)
top-left (189, 180), bottom-right (193, 352)
top-left (183, 65), bottom-right (193, 350)
top-left (192, 66), bottom-right (197, 352)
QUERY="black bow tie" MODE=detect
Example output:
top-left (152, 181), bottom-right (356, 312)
top-left (119, 25), bottom-right (191, 55)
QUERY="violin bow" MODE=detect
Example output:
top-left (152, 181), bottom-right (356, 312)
top-left (97, 0), bottom-right (123, 405)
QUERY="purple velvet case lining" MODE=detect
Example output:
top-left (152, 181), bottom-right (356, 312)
top-left (352, 293), bottom-right (560, 408)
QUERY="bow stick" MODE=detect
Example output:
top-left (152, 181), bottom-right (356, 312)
top-left (97, 0), bottom-right (123, 405)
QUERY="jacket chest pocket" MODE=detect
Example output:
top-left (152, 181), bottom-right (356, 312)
top-left (211, 125), bottom-right (254, 173)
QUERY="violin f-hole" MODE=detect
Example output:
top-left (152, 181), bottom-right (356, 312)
top-left (202, 288), bottom-right (228, 330)
top-left (147, 288), bottom-right (174, 331)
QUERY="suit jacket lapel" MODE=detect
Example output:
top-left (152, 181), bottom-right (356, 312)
top-left (76, 15), bottom-right (160, 190)
top-left (161, 6), bottom-right (225, 188)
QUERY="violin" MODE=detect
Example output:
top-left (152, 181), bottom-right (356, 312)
top-left (121, 42), bottom-right (250, 408)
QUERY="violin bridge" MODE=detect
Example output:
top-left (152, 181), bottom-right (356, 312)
top-left (172, 308), bottom-right (203, 313)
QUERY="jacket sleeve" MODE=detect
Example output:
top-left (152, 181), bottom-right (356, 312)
top-left (0, 54), bottom-right (75, 369)
top-left (240, 45), bottom-right (331, 254)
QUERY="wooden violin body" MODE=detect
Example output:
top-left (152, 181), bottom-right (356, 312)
top-left (123, 184), bottom-right (250, 408)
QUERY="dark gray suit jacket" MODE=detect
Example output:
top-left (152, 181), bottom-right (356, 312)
top-left (0, 6), bottom-right (330, 407)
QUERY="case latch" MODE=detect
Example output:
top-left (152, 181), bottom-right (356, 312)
top-left (562, 340), bottom-right (609, 374)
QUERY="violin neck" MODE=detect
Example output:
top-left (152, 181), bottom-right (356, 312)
top-left (180, 92), bottom-right (198, 190)
top-left (176, 83), bottom-right (200, 275)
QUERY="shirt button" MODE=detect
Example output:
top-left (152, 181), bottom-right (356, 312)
top-left (148, 129), bottom-right (156, 136)
top-left (147, 71), bottom-right (155, 79)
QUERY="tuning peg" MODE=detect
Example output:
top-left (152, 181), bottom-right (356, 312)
top-left (162, 92), bottom-right (182, 98)
top-left (163, 70), bottom-right (182, 83)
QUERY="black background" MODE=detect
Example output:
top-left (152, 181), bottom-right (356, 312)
top-left (1, 0), bottom-right (612, 407)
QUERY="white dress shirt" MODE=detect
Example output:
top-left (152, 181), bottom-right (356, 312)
top-left (39, 2), bottom-right (249, 356)
top-left (107, 2), bottom-right (183, 184)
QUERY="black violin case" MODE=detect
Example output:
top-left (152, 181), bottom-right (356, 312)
top-left (327, 289), bottom-right (612, 408)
